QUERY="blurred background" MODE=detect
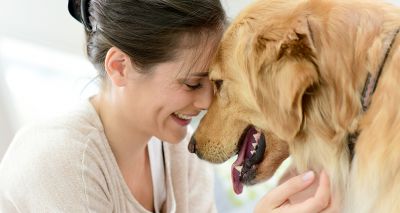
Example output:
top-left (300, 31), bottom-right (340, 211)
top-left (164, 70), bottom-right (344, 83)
top-left (0, 0), bottom-right (399, 212)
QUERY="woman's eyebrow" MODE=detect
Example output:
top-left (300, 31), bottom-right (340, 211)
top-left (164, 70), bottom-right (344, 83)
top-left (190, 72), bottom-right (209, 77)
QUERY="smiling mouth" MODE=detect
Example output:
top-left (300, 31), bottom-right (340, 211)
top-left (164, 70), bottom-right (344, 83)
top-left (231, 125), bottom-right (266, 194)
top-left (172, 112), bottom-right (195, 126)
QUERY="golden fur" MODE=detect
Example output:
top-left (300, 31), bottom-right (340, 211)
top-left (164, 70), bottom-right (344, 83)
top-left (192, 0), bottom-right (400, 212)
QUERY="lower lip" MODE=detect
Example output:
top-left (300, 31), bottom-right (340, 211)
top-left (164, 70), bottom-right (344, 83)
top-left (171, 114), bottom-right (191, 126)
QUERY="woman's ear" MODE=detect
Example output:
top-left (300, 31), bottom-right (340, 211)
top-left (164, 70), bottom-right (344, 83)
top-left (104, 47), bottom-right (132, 87)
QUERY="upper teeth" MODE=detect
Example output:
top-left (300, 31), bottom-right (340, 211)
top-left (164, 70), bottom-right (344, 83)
top-left (253, 132), bottom-right (261, 141)
top-left (174, 112), bottom-right (193, 120)
top-left (235, 166), bottom-right (243, 173)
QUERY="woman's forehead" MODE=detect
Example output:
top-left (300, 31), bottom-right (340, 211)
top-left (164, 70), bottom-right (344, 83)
top-left (174, 43), bottom-right (217, 77)
top-left (174, 55), bottom-right (211, 79)
top-left (148, 53), bottom-right (210, 80)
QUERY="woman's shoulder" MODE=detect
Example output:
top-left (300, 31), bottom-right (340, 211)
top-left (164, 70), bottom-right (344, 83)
top-left (0, 110), bottom-right (114, 212)
top-left (9, 117), bottom-right (100, 159)
top-left (0, 102), bottom-right (111, 205)
top-left (12, 101), bottom-right (102, 149)
top-left (1, 100), bottom-right (107, 176)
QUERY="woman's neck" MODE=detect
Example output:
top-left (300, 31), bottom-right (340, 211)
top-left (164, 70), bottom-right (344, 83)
top-left (91, 94), bottom-right (155, 211)
top-left (90, 94), bottom-right (150, 168)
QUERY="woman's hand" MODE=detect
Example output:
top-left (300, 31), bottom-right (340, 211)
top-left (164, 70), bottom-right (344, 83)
top-left (254, 171), bottom-right (331, 213)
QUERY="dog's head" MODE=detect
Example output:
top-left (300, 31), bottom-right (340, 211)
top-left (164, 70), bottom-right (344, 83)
top-left (189, 0), bottom-right (340, 194)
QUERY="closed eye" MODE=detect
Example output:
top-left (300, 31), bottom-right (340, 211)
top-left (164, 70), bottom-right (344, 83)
top-left (185, 83), bottom-right (202, 90)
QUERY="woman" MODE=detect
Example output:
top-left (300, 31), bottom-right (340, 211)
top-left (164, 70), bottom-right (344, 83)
top-left (0, 0), bottom-right (225, 212)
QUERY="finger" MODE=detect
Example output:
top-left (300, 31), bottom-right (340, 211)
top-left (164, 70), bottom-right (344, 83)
top-left (278, 164), bottom-right (297, 185)
top-left (260, 171), bottom-right (316, 208)
top-left (314, 170), bottom-right (330, 204)
top-left (288, 170), bottom-right (331, 213)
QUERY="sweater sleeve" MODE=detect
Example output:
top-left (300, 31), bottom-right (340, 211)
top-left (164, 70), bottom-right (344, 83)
top-left (0, 125), bottom-right (113, 213)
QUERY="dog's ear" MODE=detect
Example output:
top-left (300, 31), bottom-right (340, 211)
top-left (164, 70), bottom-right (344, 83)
top-left (278, 15), bottom-right (316, 61)
top-left (255, 16), bottom-right (319, 140)
top-left (272, 59), bottom-right (318, 140)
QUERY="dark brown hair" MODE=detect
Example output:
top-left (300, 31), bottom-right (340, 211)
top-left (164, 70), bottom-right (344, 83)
top-left (69, 0), bottom-right (226, 84)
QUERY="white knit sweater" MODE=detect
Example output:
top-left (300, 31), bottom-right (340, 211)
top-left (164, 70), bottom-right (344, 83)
top-left (0, 100), bottom-right (217, 213)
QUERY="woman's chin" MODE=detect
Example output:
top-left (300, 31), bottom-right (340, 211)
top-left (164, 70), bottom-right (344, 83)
top-left (158, 125), bottom-right (187, 144)
top-left (157, 117), bottom-right (188, 143)
top-left (167, 130), bottom-right (187, 144)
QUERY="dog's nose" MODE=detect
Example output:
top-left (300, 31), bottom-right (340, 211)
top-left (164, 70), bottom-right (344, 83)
top-left (188, 136), bottom-right (196, 153)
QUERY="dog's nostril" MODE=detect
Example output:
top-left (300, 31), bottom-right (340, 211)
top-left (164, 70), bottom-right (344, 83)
top-left (188, 136), bottom-right (196, 153)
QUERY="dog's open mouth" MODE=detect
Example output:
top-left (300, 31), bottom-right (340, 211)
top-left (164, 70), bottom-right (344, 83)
top-left (231, 125), bottom-right (266, 194)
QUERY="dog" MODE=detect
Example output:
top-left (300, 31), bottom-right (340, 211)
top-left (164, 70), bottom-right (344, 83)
top-left (188, 0), bottom-right (400, 212)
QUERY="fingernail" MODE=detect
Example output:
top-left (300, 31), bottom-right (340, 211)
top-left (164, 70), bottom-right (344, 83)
top-left (302, 171), bottom-right (314, 181)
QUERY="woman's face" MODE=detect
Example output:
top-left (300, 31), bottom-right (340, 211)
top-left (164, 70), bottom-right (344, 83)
top-left (120, 45), bottom-right (214, 143)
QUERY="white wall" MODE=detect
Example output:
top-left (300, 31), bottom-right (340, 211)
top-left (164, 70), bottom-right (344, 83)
top-left (0, 58), bottom-right (17, 157)
top-left (0, 0), bottom-right (87, 157)
top-left (0, 0), bottom-right (86, 56)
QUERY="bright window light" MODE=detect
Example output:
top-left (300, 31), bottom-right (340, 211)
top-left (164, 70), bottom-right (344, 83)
top-left (0, 37), bottom-right (98, 126)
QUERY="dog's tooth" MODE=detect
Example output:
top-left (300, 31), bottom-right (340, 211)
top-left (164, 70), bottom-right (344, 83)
top-left (235, 166), bottom-right (243, 173)
top-left (252, 142), bottom-right (257, 149)
top-left (253, 132), bottom-right (261, 142)
top-left (251, 150), bottom-right (256, 155)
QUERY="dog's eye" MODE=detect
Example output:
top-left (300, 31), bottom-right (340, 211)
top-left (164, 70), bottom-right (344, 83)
top-left (214, 80), bottom-right (223, 91)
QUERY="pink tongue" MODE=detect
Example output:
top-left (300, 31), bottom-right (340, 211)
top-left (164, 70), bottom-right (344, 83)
top-left (231, 165), bottom-right (243, 194)
top-left (231, 127), bottom-right (257, 194)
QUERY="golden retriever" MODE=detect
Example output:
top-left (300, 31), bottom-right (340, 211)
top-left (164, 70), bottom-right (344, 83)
top-left (188, 0), bottom-right (400, 212)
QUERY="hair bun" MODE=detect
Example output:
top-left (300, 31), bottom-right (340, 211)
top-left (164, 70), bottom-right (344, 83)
top-left (68, 0), bottom-right (92, 31)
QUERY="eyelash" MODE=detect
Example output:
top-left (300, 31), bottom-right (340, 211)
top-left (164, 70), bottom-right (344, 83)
top-left (185, 83), bottom-right (202, 90)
